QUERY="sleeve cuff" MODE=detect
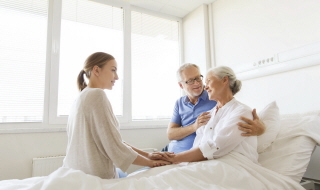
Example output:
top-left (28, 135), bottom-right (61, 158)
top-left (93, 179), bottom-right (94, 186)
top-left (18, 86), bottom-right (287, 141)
top-left (199, 140), bottom-right (219, 160)
top-left (116, 147), bottom-right (138, 172)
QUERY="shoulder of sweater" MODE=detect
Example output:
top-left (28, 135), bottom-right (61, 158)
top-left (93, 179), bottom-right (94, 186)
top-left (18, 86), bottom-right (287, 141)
top-left (84, 88), bottom-right (107, 101)
top-left (86, 88), bottom-right (105, 95)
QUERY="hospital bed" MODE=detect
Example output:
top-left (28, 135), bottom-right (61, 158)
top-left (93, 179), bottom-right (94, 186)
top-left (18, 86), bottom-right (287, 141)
top-left (0, 101), bottom-right (319, 190)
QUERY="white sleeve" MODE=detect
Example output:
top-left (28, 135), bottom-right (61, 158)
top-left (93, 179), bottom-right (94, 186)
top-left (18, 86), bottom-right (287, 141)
top-left (199, 106), bottom-right (253, 159)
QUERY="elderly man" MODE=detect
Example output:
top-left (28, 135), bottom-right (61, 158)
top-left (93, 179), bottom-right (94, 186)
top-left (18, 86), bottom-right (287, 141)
top-left (167, 63), bottom-right (265, 153)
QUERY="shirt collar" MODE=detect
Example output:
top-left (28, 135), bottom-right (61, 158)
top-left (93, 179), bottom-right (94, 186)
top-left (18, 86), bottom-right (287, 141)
top-left (214, 97), bottom-right (236, 111)
top-left (183, 95), bottom-right (190, 104)
top-left (183, 89), bottom-right (208, 104)
top-left (199, 90), bottom-right (209, 101)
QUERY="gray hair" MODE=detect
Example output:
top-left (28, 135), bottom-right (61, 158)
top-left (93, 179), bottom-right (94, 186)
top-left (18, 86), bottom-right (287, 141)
top-left (176, 63), bottom-right (200, 82)
top-left (207, 66), bottom-right (242, 95)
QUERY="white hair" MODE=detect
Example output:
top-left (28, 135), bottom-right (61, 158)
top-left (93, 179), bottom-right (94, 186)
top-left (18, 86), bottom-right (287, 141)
top-left (207, 66), bottom-right (242, 95)
top-left (176, 63), bottom-right (200, 82)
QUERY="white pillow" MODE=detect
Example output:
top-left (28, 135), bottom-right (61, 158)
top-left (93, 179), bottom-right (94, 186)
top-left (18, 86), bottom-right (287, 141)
top-left (259, 112), bottom-right (320, 182)
top-left (257, 101), bottom-right (280, 153)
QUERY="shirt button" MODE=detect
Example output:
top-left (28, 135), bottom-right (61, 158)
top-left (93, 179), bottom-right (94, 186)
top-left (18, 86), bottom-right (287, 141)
top-left (217, 147), bottom-right (219, 150)
top-left (210, 127), bottom-right (212, 129)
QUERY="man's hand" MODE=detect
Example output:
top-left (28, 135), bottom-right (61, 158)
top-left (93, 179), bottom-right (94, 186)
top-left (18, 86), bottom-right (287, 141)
top-left (147, 152), bottom-right (175, 161)
top-left (193, 112), bottom-right (211, 131)
top-left (238, 109), bottom-right (266, 136)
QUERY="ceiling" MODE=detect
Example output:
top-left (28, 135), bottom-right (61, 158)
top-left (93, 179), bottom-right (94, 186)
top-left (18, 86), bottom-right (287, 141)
top-left (117, 0), bottom-right (217, 18)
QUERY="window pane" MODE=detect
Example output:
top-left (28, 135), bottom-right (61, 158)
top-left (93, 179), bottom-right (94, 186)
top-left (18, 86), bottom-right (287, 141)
top-left (0, 0), bottom-right (48, 123)
top-left (58, 0), bottom-right (124, 116)
top-left (131, 12), bottom-right (180, 120)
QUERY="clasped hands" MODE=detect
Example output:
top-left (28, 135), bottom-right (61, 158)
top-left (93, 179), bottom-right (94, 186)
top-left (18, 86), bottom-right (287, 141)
top-left (147, 152), bottom-right (176, 167)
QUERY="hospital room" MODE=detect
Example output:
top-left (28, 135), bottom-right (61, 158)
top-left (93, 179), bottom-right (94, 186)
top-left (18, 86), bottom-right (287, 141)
top-left (1, 0), bottom-right (320, 189)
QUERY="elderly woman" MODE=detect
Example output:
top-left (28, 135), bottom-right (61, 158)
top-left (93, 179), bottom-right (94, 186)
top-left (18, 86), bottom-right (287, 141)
top-left (166, 66), bottom-right (258, 164)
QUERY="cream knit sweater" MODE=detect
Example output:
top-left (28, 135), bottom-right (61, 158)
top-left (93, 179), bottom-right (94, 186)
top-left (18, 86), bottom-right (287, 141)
top-left (63, 88), bottom-right (138, 179)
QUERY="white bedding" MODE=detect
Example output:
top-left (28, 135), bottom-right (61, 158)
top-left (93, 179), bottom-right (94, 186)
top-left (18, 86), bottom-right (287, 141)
top-left (0, 152), bottom-right (303, 190)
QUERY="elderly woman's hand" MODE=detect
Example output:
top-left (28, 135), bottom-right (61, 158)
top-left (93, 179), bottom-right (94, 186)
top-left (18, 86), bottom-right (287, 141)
top-left (238, 109), bottom-right (266, 136)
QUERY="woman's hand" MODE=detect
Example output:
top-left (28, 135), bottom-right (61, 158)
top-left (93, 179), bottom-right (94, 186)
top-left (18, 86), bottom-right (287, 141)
top-left (148, 152), bottom-right (175, 161)
top-left (163, 154), bottom-right (179, 164)
top-left (150, 160), bottom-right (172, 167)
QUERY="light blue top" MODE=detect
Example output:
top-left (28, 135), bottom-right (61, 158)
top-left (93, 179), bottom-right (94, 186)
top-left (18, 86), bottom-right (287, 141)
top-left (168, 90), bottom-right (217, 153)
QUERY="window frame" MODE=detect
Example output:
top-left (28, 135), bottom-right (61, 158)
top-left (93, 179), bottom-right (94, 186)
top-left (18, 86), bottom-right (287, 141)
top-left (122, 5), bottom-right (183, 127)
top-left (49, 0), bottom-right (183, 126)
top-left (0, 0), bottom-right (183, 132)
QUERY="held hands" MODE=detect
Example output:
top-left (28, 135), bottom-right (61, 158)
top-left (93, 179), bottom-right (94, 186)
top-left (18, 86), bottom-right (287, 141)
top-left (238, 109), bottom-right (266, 136)
top-left (148, 152), bottom-right (175, 167)
top-left (162, 154), bottom-right (179, 164)
top-left (148, 152), bottom-right (175, 161)
top-left (193, 112), bottom-right (211, 131)
top-left (150, 160), bottom-right (171, 167)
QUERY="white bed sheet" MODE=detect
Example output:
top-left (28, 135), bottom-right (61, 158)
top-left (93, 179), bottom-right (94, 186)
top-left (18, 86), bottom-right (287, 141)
top-left (0, 152), bottom-right (303, 190)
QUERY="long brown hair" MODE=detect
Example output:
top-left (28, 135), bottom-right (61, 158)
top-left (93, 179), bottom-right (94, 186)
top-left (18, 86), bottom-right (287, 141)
top-left (77, 52), bottom-right (115, 91)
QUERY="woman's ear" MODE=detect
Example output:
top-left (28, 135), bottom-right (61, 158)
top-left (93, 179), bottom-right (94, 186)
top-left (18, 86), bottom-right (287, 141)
top-left (92, 65), bottom-right (100, 76)
top-left (223, 76), bottom-right (229, 84)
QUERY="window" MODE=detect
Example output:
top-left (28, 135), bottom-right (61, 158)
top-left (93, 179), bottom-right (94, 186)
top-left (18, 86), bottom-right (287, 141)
top-left (0, 0), bottom-right (182, 128)
top-left (131, 11), bottom-right (180, 120)
top-left (57, 0), bottom-right (124, 117)
top-left (0, 0), bottom-right (48, 123)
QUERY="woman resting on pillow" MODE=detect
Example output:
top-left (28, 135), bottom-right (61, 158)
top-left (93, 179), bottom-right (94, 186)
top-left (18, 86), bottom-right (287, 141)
top-left (166, 66), bottom-right (258, 164)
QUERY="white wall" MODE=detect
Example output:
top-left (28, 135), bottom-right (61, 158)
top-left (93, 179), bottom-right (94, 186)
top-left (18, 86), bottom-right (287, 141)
top-left (211, 0), bottom-right (320, 69)
top-left (0, 128), bottom-right (168, 180)
top-left (209, 0), bottom-right (320, 127)
top-left (182, 4), bottom-right (211, 74)
top-left (211, 0), bottom-right (320, 180)
top-left (0, 132), bottom-right (67, 180)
